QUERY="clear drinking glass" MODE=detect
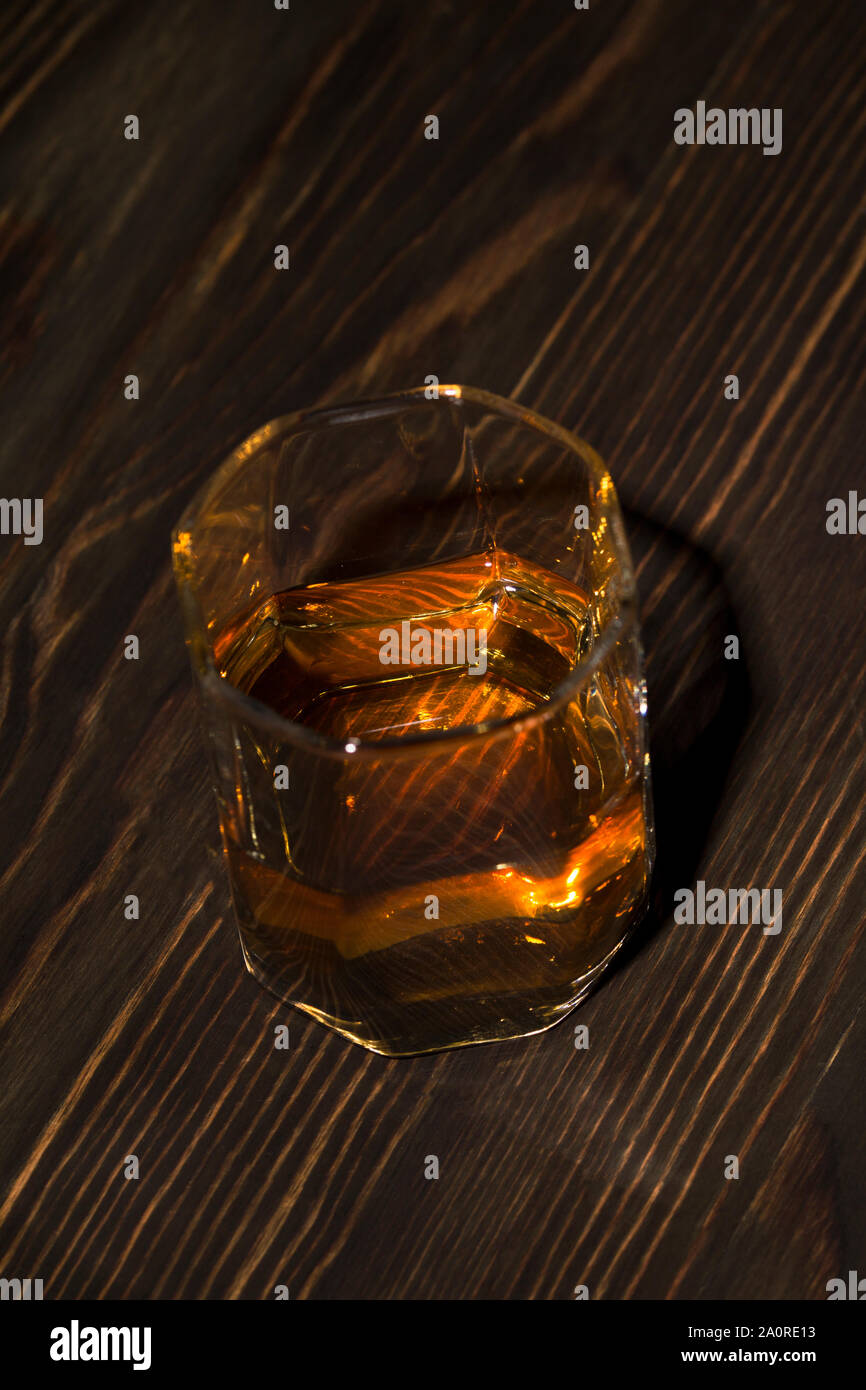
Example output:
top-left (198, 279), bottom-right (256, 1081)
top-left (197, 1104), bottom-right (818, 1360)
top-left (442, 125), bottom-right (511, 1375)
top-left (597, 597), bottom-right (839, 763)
top-left (172, 385), bottom-right (654, 1056)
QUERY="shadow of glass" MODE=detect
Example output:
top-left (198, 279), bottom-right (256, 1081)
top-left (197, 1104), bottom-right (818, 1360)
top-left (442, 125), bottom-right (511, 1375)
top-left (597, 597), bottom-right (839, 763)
top-left (606, 506), bottom-right (753, 978)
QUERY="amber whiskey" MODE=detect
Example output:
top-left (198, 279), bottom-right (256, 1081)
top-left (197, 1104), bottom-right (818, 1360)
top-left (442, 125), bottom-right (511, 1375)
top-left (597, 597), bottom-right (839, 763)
top-left (210, 549), bottom-right (650, 1054)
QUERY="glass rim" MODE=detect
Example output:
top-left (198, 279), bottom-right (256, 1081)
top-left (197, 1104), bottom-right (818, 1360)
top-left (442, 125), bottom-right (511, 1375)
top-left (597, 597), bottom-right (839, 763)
top-left (174, 384), bottom-right (639, 760)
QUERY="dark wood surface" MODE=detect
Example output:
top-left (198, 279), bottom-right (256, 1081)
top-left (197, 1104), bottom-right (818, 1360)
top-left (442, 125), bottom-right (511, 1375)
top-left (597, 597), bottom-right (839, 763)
top-left (1, 0), bottom-right (864, 1299)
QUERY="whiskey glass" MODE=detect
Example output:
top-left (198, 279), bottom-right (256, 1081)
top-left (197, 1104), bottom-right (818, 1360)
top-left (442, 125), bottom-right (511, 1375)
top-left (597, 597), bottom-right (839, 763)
top-left (172, 385), bottom-right (654, 1056)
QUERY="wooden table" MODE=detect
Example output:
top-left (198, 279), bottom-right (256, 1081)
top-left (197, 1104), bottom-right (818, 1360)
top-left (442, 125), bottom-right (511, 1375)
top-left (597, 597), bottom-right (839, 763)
top-left (1, 0), bottom-right (864, 1299)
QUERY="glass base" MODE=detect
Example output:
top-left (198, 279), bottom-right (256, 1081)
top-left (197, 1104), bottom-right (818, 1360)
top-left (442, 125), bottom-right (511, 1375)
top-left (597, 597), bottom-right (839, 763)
top-left (238, 889), bottom-right (649, 1057)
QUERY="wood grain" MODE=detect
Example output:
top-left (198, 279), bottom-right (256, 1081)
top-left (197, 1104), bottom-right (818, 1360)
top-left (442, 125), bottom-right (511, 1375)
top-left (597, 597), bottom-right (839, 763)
top-left (1, 0), bottom-right (864, 1299)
